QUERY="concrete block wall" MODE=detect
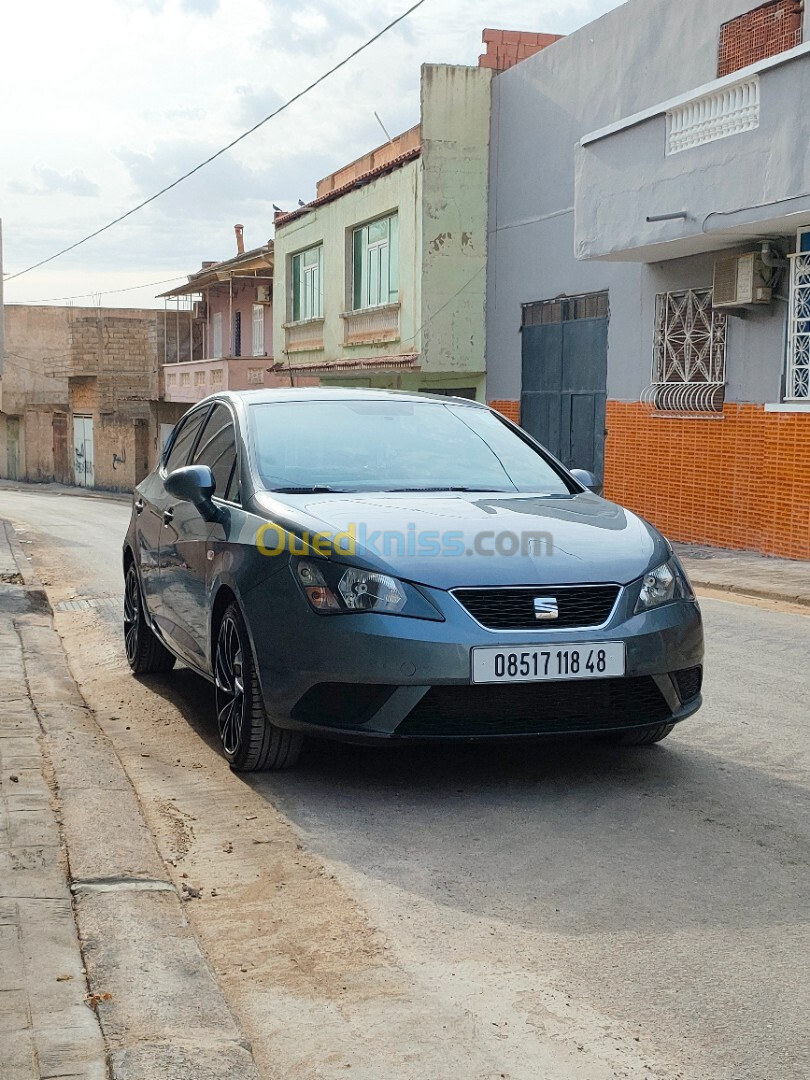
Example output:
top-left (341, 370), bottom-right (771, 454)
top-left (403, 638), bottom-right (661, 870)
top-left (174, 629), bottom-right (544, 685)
top-left (478, 29), bottom-right (563, 71)
top-left (718, 0), bottom-right (803, 75)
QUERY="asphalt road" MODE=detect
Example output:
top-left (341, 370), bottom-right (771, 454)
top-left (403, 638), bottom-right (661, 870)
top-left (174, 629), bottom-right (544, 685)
top-left (2, 484), bottom-right (809, 1080)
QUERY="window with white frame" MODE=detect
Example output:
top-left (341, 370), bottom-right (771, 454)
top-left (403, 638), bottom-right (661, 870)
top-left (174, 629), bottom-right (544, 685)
top-left (651, 289), bottom-right (727, 412)
top-left (786, 228), bottom-right (810, 400)
top-left (352, 213), bottom-right (399, 310)
top-left (212, 312), bottom-right (223, 357)
top-left (252, 303), bottom-right (265, 356)
top-left (291, 245), bottom-right (323, 322)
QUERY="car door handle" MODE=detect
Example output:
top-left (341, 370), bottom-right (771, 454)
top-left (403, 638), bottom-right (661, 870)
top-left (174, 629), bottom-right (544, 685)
top-left (163, 508), bottom-right (174, 526)
top-left (134, 498), bottom-right (144, 514)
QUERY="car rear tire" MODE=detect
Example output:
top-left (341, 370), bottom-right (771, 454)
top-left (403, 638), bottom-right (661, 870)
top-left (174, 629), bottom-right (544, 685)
top-left (608, 723), bottom-right (675, 746)
top-left (214, 602), bottom-right (303, 771)
top-left (124, 563), bottom-right (176, 674)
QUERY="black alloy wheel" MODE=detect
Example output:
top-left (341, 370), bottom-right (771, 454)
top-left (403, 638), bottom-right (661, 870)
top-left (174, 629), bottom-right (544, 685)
top-left (214, 602), bottom-right (303, 771)
top-left (123, 562), bottom-right (176, 674)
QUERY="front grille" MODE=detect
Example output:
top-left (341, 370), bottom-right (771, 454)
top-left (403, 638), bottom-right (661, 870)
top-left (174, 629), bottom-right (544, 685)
top-left (396, 677), bottom-right (672, 738)
top-left (291, 683), bottom-right (395, 728)
top-left (453, 584), bottom-right (621, 630)
top-left (672, 665), bottom-right (703, 703)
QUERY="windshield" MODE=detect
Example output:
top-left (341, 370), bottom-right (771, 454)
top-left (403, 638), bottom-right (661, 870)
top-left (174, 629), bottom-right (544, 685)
top-left (249, 399), bottom-right (572, 495)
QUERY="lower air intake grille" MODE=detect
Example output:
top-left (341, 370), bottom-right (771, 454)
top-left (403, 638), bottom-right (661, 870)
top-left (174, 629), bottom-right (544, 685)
top-left (453, 584), bottom-right (621, 630)
top-left (396, 677), bottom-right (672, 738)
top-left (672, 666), bottom-right (703, 702)
top-left (292, 683), bottom-right (395, 728)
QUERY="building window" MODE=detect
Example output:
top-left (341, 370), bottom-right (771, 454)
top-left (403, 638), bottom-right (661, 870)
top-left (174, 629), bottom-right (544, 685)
top-left (786, 229), bottom-right (810, 400)
top-left (718, 2), bottom-right (803, 78)
top-left (212, 312), bottom-right (223, 357)
top-left (247, 367), bottom-right (265, 385)
top-left (180, 372), bottom-right (191, 387)
top-left (291, 245), bottom-right (323, 321)
top-left (352, 213), bottom-right (398, 310)
top-left (167, 373), bottom-right (177, 388)
top-left (252, 304), bottom-right (265, 356)
top-left (210, 368), bottom-right (223, 387)
top-left (233, 311), bottom-right (242, 357)
top-left (194, 370), bottom-right (206, 387)
top-left (649, 289), bottom-right (727, 412)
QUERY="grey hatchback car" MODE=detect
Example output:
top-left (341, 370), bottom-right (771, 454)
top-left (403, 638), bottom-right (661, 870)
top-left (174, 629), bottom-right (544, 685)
top-left (123, 388), bottom-right (703, 770)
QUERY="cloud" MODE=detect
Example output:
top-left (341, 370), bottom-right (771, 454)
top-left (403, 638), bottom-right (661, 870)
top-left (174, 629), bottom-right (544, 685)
top-left (232, 83), bottom-right (285, 128)
top-left (9, 165), bottom-right (100, 197)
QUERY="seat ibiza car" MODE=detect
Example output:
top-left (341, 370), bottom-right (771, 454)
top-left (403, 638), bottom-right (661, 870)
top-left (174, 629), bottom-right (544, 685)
top-left (123, 388), bottom-right (703, 770)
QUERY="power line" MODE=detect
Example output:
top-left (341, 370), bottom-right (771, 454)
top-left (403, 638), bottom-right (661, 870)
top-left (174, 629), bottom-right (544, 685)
top-left (15, 275), bottom-right (186, 305)
top-left (4, 0), bottom-right (429, 284)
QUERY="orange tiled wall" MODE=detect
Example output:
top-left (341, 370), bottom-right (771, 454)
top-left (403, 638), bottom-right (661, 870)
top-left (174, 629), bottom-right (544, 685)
top-left (488, 399), bottom-right (521, 423)
top-left (605, 401), bottom-right (810, 560)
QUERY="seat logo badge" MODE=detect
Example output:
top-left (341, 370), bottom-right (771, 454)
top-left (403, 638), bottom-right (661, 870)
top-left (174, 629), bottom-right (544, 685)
top-left (533, 597), bottom-right (559, 620)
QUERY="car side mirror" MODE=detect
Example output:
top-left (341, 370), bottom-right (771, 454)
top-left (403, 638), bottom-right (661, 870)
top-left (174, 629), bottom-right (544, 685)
top-left (570, 469), bottom-right (603, 495)
top-left (165, 465), bottom-right (225, 523)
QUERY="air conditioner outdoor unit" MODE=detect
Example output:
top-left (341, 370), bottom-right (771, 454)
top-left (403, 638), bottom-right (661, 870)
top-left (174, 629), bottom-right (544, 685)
top-left (712, 252), bottom-right (772, 308)
top-left (192, 300), bottom-right (207, 320)
top-left (256, 285), bottom-right (271, 303)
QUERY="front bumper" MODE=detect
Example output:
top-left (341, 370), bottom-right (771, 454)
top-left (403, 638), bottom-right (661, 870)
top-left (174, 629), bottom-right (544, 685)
top-left (241, 572), bottom-right (704, 741)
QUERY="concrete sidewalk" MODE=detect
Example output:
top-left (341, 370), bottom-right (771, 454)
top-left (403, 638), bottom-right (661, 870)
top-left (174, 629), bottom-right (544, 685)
top-left (1, 519), bottom-right (260, 1080)
top-left (675, 542), bottom-right (810, 607)
top-left (1, 521), bottom-right (106, 1080)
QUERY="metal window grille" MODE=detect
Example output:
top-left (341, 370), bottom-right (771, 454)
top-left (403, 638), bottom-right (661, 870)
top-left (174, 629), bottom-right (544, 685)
top-left (522, 292), bottom-right (609, 326)
top-left (210, 368), bottom-right (223, 387)
top-left (786, 252), bottom-right (810, 400)
top-left (645, 289), bottom-right (726, 413)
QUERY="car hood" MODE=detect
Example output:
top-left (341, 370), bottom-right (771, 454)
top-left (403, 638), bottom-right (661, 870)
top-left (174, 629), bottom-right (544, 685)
top-left (252, 491), bottom-right (668, 590)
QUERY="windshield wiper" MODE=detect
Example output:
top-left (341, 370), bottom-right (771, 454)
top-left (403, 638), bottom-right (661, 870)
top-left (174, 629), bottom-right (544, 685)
top-left (269, 485), bottom-right (351, 494)
top-left (384, 486), bottom-right (513, 493)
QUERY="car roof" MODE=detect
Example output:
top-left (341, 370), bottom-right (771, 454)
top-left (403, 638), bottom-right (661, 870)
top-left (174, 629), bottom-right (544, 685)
top-left (205, 387), bottom-right (487, 408)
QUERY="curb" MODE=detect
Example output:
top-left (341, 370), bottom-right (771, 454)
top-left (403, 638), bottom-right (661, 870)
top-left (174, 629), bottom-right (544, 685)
top-left (690, 576), bottom-right (810, 608)
top-left (0, 480), bottom-right (132, 505)
top-left (1, 517), bottom-right (261, 1079)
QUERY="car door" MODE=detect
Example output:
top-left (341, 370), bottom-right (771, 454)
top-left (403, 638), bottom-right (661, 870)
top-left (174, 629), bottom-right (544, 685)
top-left (141, 403), bottom-right (211, 640)
top-left (158, 402), bottom-right (238, 670)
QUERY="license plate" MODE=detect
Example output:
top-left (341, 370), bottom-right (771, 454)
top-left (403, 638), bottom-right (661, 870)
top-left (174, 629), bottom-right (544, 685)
top-left (471, 642), bottom-right (625, 684)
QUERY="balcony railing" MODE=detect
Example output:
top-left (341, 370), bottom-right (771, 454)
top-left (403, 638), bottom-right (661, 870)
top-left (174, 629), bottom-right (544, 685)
top-left (341, 304), bottom-right (400, 346)
top-left (284, 319), bottom-right (324, 353)
top-left (666, 76), bottom-right (760, 154)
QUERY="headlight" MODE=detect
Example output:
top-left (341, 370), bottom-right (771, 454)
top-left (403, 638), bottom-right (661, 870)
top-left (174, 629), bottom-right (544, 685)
top-left (294, 559), bottom-right (435, 618)
top-left (634, 557), bottom-right (695, 613)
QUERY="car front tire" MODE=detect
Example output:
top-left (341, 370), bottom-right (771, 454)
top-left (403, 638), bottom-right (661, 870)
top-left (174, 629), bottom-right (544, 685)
top-left (124, 563), bottom-right (176, 674)
top-left (214, 602), bottom-right (303, 771)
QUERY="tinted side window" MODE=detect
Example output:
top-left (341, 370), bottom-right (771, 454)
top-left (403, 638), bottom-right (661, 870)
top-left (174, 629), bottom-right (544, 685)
top-left (165, 407), bottom-right (209, 473)
top-left (192, 403), bottom-right (237, 500)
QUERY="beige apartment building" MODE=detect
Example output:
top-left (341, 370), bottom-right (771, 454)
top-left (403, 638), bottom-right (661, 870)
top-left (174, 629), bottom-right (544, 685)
top-left (272, 64), bottom-right (492, 399)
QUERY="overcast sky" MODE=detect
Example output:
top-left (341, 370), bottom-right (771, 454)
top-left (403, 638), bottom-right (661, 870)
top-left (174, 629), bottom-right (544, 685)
top-left (1, 0), bottom-right (623, 309)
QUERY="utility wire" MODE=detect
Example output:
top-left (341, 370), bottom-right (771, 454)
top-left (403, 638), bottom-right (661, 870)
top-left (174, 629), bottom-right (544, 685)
top-left (16, 275), bottom-right (187, 304)
top-left (4, 0), bottom-right (428, 284)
